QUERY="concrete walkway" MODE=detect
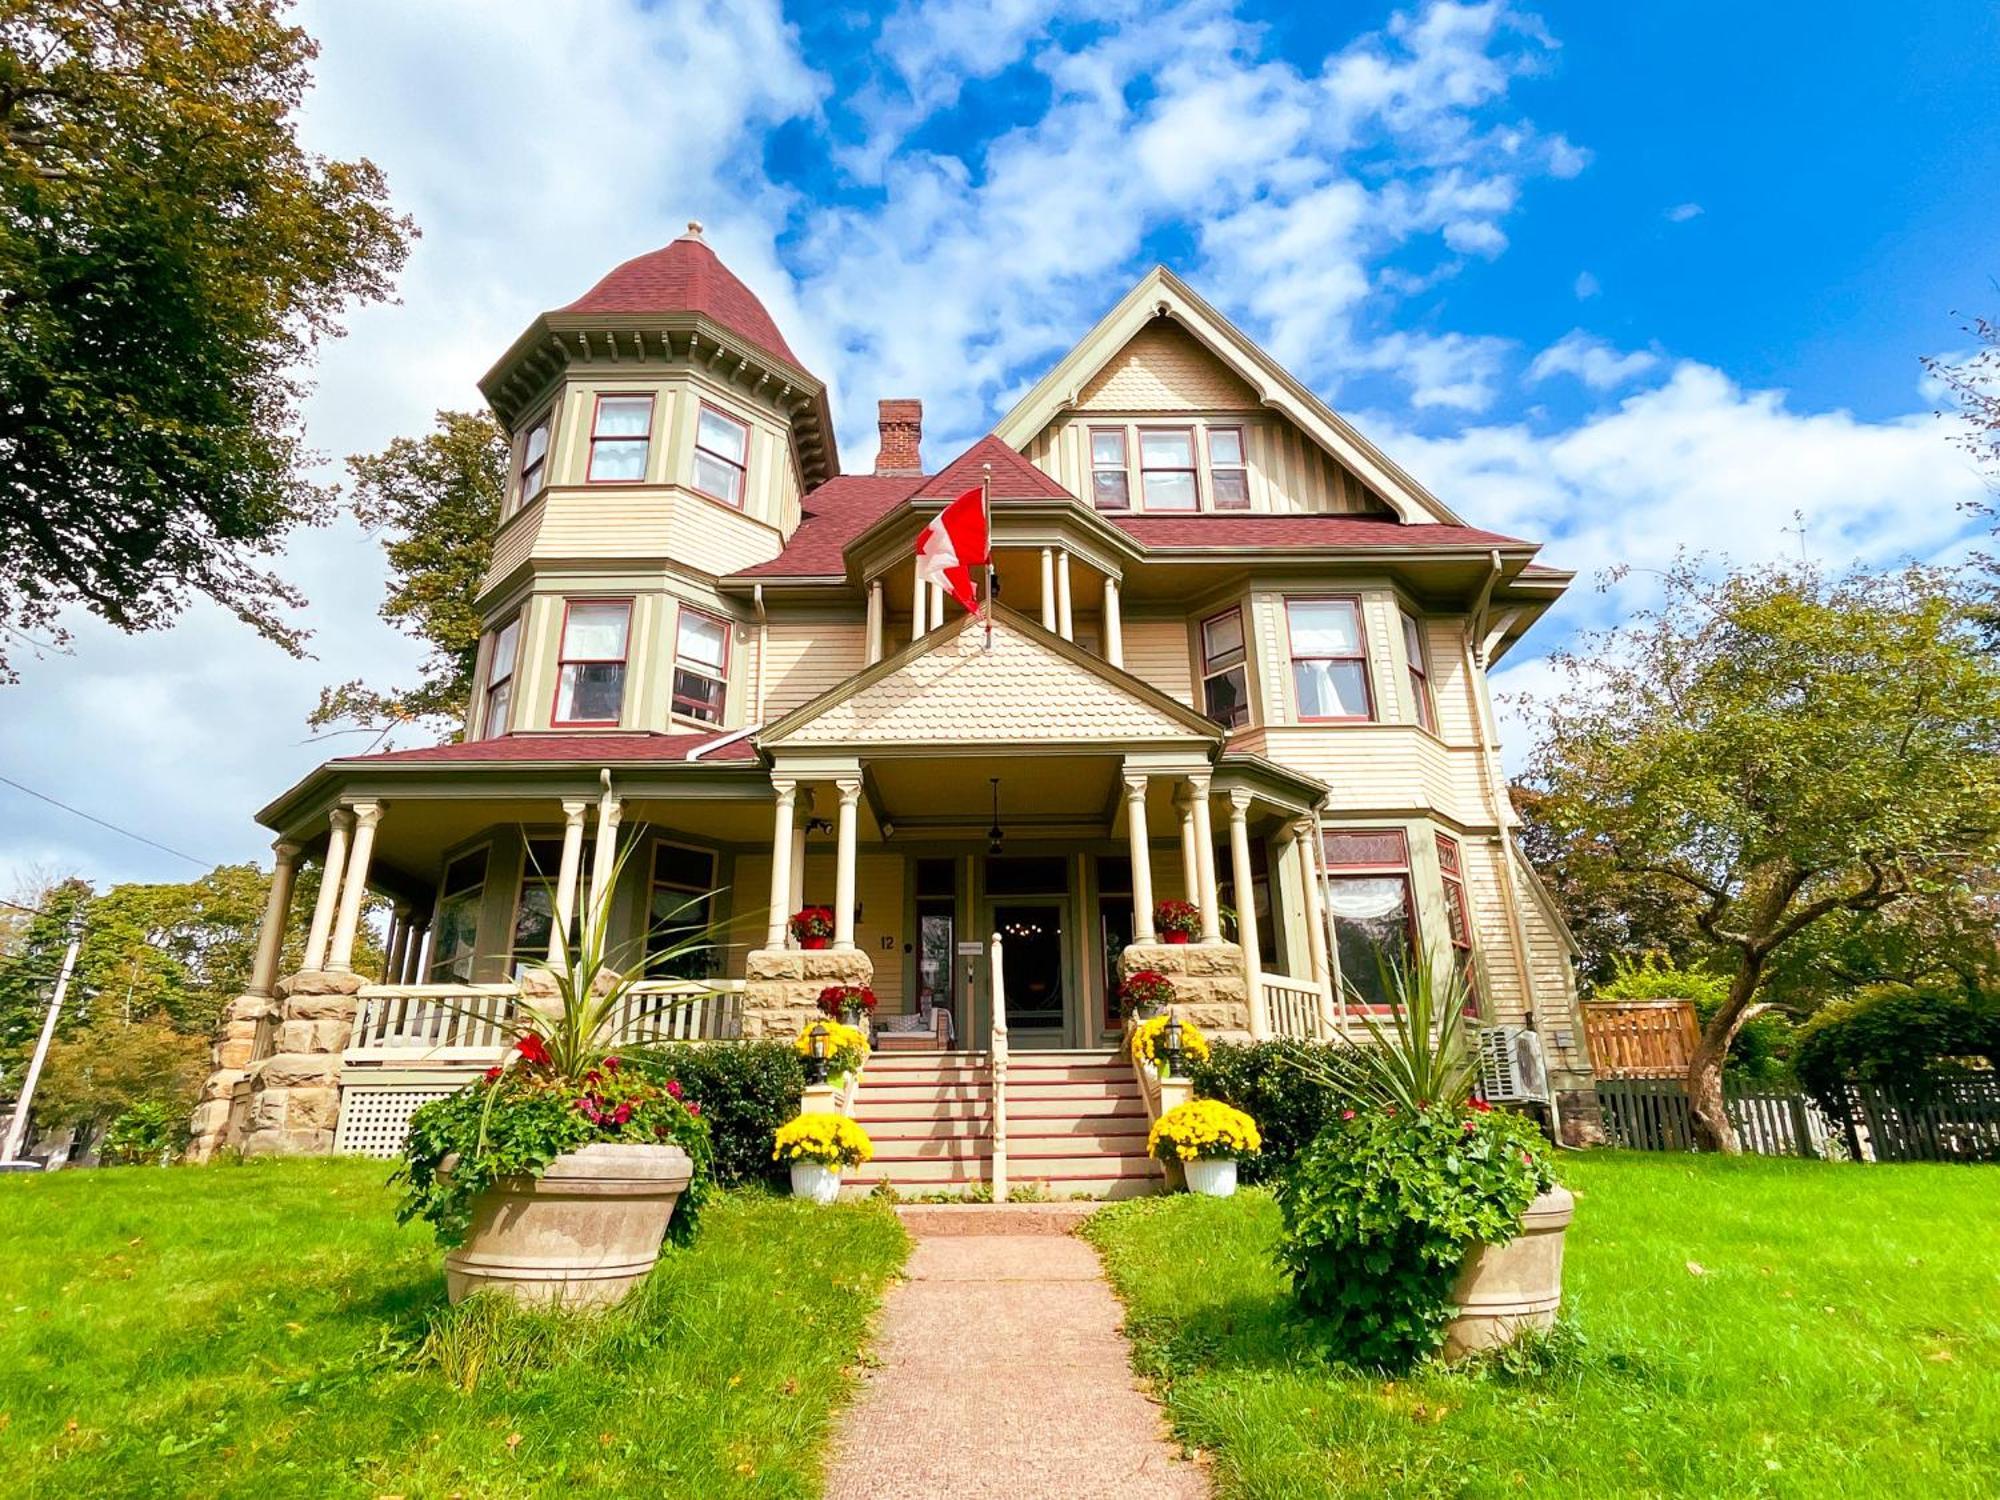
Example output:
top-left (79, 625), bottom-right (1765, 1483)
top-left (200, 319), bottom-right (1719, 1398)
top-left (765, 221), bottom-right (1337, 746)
top-left (823, 1212), bottom-right (1208, 1500)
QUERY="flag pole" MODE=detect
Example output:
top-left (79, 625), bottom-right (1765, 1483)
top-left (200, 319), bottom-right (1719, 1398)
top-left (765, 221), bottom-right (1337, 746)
top-left (981, 461), bottom-right (994, 652)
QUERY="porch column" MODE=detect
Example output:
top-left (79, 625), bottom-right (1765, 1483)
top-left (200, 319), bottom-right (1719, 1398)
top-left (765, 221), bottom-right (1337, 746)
top-left (301, 809), bottom-right (352, 971)
top-left (1175, 788), bottom-right (1200, 920)
top-left (1189, 774), bottom-right (1221, 943)
top-left (789, 820), bottom-right (807, 919)
top-left (833, 776), bottom-right (863, 951)
top-left (1040, 548), bottom-right (1057, 630)
top-left (327, 801), bottom-right (383, 973)
top-left (929, 579), bottom-right (945, 629)
top-left (766, 778), bottom-right (798, 947)
top-left (1056, 551), bottom-right (1074, 641)
top-left (383, 905), bottom-right (409, 984)
top-left (866, 579), bottom-right (885, 665)
top-left (248, 840), bottom-right (301, 996)
top-left (1294, 819), bottom-right (1337, 1034)
top-left (1123, 774), bottom-right (1156, 941)
top-left (911, 568), bottom-right (927, 643)
top-left (587, 783), bottom-right (622, 938)
top-left (401, 918), bottom-right (429, 983)
top-left (1103, 576), bottom-right (1124, 668)
top-left (1228, 792), bottom-right (1268, 1038)
top-left (548, 799), bottom-right (590, 964)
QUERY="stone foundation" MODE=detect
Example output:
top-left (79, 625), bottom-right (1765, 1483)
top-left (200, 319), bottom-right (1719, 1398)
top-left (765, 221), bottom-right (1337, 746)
top-left (1553, 1082), bottom-right (1608, 1148)
top-left (186, 991), bottom-right (280, 1162)
top-left (236, 969), bottom-right (363, 1157)
top-left (1119, 940), bottom-right (1253, 1042)
top-left (742, 948), bottom-right (876, 1041)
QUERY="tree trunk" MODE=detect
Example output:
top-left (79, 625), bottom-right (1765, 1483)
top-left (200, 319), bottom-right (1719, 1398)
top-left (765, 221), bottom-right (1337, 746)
top-left (1687, 964), bottom-right (1765, 1153)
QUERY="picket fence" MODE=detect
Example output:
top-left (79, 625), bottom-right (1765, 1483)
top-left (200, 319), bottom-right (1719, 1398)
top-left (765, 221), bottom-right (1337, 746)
top-left (1597, 1075), bottom-right (2000, 1163)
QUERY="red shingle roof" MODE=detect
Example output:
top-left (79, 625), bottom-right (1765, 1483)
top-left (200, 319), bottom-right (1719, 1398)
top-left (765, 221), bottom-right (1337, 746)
top-left (1110, 515), bottom-right (1532, 550)
top-left (731, 473), bottom-right (929, 579)
top-left (563, 228), bottom-right (803, 371)
top-left (915, 435), bottom-right (1075, 502)
top-left (339, 732), bottom-right (760, 766)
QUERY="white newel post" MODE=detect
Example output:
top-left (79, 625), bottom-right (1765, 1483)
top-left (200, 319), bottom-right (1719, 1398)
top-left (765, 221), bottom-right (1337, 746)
top-left (833, 777), bottom-right (862, 951)
top-left (549, 799), bottom-right (589, 963)
top-left (1040, 548), bottom-right (1057, 630)
top-left (1124, 775), bottom-right (1156, 941)
top-left (866, 580), bottom-right (885, 665)
top-left (301, 809), bottom-right (352, 971)
top-left (327, 802), bottom-right (383, 973)
top-left (249, 840), bottom-right (301, 996)
top-left (766, 778), bottom-right (797, 947)
top-left (1056, 550), bottom-right (1074, 640)
top-left (1189, 775), bottom-right (1221, 943)
top-left (1103, 576), bottom-right (1124, 668)
top-left (1228, 793), bottom-right (1268, 1038)
top-left (1295, 820), bottom-right (1337, 1035)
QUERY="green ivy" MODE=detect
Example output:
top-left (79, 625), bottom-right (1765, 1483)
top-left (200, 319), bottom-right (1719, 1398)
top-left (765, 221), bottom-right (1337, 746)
top-left (1276, 1103), bottom-right (1555, 1370)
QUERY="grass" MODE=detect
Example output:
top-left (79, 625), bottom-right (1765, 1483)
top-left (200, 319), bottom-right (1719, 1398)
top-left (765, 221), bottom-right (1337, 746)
top-left (1084, 1152), bottom-right (2000, 1499)
top-left (0, 1157), bottom-right (906, 1498)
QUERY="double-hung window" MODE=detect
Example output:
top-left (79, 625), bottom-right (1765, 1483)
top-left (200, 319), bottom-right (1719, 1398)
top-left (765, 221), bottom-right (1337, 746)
top-left (1435, 832), bottom-right (1480, 1012)
top-left (1287, 598), bottom-right (1374, 720)
top-left (1138, 429), bottom-right (1199, 510)
top-left (1090, 428), bottom-right (1130, 510)
top-left (429, 849), bottom-right (489, 982)
top-left (1207, 427), bottom-right (1249, 509)
top-left (481, 617), bottom-right (519, 739)
top-left (1321, 829), bottom-right (1418, 1010)
top-left (1401, 609), bottom-right (1436, 732)
top-left (671, 608), bottom-right (729, 724)
top-left (693, 404), bottom-right (750, 506)
top-left (647, 843), bottom-right (718, 980)
top-left (587, 394), bottom-right (653, 482)
top-left (553, 601), bottom-right (630, 725)
top-left (515, 410), bottom-right (552, 508)
top-left (1199, 608), bottom-right (1250, 729)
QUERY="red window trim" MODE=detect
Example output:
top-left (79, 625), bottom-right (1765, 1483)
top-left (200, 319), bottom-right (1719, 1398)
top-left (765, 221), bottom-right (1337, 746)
top-left (691, 401), bottom-right (750, 508)
top-left (585, 392), bottom-right (655, 485)
top-left (514, 405), bottom-right (556, 512)
top-left (1206, 424), bottom-right (1250, 511)
top-left (670, 604), bottom-right (731, 725)
top-left (1199, 605), bottom-right (1250, 729)
top-left (1137, 425), bottom-right (1200, 511)
top-left (481, 614), bottom-right (520, 740)
top-left (1401, 607), bottom-right (1437, 734)
top-left (1285, 594), bottom-right (1376, 723)
top-left (1089, 425), bottom-right (1131, 511)
top-left (550, 596), bottom-right (632, 727)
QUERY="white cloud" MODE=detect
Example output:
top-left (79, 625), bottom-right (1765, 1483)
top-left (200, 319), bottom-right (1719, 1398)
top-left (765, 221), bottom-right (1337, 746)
top-left (1573, 269), bottom-right (1600, 299)
top-left (1666, 201), bottom-right (1703, 223)
top-left (1527, 329), bottom-right (1660, 390)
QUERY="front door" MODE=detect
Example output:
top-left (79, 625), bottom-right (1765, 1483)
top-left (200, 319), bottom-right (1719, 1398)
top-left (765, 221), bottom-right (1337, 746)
top-left (992, 901), bottom-right (1066, 1048)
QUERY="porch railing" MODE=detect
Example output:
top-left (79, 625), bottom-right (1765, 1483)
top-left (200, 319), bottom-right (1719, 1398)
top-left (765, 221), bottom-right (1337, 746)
top-left (1261, 973), bottom-right (1325, 1041)
top-left (345, 979), bottom-right (748, 1064)
top-left (988, 931), bottom-right (1009, 1203)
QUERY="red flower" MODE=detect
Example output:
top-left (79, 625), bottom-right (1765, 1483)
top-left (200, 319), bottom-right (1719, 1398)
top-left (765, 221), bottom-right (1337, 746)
top-left (1522, 1150), bottom-right (1533, 1165)
top-left (1339, 1108), bottom-right (1357, 1121)
top-left (1467, 1097), bottom-right (1492, 1113)
top-left (666, 1079), bottom-right (684, 1101)
top-left (686, 1101), bottom-right (701, 1118)
top-left (603, 1055), bottom-right (620, 1074)
top-left (514, 1033), bottom-right (551, 1069)
top-left (483, 1066), bottom-right (503, 1083)
top-left (611, 1102), bottom-right (633, 1126)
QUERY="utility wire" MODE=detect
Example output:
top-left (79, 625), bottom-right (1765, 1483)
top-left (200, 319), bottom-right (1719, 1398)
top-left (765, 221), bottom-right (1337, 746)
top-left (0, 775), bottom-right (213, 870)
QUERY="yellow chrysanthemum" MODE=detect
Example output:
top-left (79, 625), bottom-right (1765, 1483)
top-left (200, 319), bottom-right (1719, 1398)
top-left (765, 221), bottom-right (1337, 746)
top-left (772, 1111), bottom-right (874, 1167)
top-left (1148, 1099), bottom-right (1261, 1162)
top-left (795, 1019), bottom-right (870, 1081)
top-left (1127, 1014), bottom-right (1212, 1070)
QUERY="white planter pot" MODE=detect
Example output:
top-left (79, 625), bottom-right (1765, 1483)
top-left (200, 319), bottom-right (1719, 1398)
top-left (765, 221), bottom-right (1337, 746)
top-left (1183, 1157), bottom-right (1238, 1197)
top-left (791, 1160), bottom-right (843, 1204)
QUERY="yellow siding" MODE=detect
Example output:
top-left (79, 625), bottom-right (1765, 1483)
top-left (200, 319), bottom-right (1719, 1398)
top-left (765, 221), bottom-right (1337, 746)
top-left (528, 488), bottom-right (784, 577)
top-left (722, 851), bottom-right (907, 1014)
top-left (484, 506), bottom-right (542, 591)
top-left (762, 619), bottom-right (866, 717)
top-left (1256, 726), bottom-right (1489, 824)
top-left (1121, 618), bottom-right (1195, 705)
top-left (1075, 319), bottom-right (1261, 410)
top-left (1031, 415), bottom-right (1382, 516)
top-left (1424, 616), bottom-right (1478, 744)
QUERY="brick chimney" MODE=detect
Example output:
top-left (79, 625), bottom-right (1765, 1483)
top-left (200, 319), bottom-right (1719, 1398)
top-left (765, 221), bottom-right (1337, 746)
top-left (874, 399), bottom-right (924, 476)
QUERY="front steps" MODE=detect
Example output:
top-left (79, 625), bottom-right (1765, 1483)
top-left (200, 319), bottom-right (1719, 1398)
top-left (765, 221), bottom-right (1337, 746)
top-left (849, 1049), bottom-right (1162, 1201)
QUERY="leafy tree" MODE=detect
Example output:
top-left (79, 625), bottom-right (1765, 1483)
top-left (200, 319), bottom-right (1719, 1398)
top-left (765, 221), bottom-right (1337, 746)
top-left (0, 0), bottom-right (414, 678)
top-left (1593, 953), bottom-right (1794, 1084)
top-left (311, 410), bottom-right (504, 741)
top-left (1522, 558), bottom-right (2000, 1151)
top-left (1925, 315), bottom-right (2000, 641)
top-left (0, 876), bottom-right (91, 1070)
top-left (30, 1014), bottom-right (206, 1135)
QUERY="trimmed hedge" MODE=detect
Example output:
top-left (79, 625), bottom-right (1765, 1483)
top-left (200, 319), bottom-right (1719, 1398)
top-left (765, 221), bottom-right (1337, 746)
top-left (1793, 983), bottom-right (2000, 1111)
top-left (637, 1043), bottom-right (804, 1187)
top-left (1188, 1040), bottom-right (1348, 1184)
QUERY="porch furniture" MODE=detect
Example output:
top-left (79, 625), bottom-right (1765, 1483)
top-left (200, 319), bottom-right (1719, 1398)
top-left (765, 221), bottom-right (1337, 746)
top-left (873, 999), bottom-right (955, 1051)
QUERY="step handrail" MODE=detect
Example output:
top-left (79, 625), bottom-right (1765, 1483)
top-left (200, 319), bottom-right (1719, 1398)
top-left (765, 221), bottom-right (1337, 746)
top-left (988, 930), bottom-right (1009, 1204)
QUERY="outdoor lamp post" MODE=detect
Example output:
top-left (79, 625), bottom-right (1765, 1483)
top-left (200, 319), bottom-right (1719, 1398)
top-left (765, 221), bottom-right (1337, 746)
top-left (1160, 1015), bottom-right (1185, 1081)
top-left (805, 1022), bottom-right (830, 1086)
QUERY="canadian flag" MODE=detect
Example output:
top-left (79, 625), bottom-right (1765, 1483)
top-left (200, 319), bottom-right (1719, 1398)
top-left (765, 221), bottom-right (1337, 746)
top-left (913, 485), bottom-right (988, 615)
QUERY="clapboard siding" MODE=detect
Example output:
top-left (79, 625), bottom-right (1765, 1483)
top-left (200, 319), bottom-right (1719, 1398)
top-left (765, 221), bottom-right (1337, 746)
top-left (528, 488), bottom-right (784, 577)
top-left (1256, 726), bottom-right (1489, 824)
top-left (1120, 618), bottom-right (1196, 704)
top-left (762, 620), bottom-right (867, 716)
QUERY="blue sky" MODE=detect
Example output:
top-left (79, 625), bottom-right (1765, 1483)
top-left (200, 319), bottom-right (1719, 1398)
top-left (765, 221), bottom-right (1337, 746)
top-left (2, 0), bottom-right (1996, 893)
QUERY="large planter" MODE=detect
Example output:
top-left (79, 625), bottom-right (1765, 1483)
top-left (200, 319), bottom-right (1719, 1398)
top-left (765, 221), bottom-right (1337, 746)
top-left (1443, 1184), bottom-right (1574, 1358)
top-left (443, 1142), bottom-right (693, 1308)
top-left (1183, 1157), bottom-right (1238, 1197)
top-left (791, 1160), bottom-right (843, 1203)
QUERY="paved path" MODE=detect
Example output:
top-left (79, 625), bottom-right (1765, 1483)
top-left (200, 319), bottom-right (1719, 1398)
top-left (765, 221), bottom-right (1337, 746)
top-left (824, 1228), bottom-right (1209, 1500)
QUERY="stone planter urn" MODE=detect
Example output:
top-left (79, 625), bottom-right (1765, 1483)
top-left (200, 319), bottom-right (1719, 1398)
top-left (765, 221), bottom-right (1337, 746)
top-left (1183, 1157), bottom-right (1238, 1197)
top-left (1443, 1184), bottom-right (1574, 1358)
top-left (443, 1142), bottom-right (693, 1308)
top-left (790, 1160), bottom-right (842, 1203)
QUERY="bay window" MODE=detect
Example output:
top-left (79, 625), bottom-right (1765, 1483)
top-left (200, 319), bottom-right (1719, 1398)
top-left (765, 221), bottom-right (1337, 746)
top-left (693, 404), bottom-right (750, 506)
top-left (587, 394), bottom-right (653, 482)
top-left (671, 608), bottom-right (729, 724)
top-left (1138, 428), bottom-right (1198, 510)
top-left (1321, 829), bottom-right (1417, 1010)
top-left (1436, 832), bottom-right (1481, 1012)
top-left (553, 600), bottom-right (630, 725)
top-left (515, 409), bottom-right (552, 508)
top-left (1090, 428), bottom-right (1130, 510)
top-left (480, 617), bottom-right (519, 739)
top-left (1287, 597), bottom-right (1374, 720)
top-left (1200, 607), bottom-right (1250, 729)
top-left (1208, 427), bottom-right (1249, 509)
top-left (1402, 609), bottom-right (1436, 732)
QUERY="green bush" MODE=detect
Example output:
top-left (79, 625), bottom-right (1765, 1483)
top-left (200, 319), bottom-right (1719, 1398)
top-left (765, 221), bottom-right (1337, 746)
top-left (1793, 982), bottom-right (2000, 1110)
top-left (100, 1100), bottom-right (187, 1165)
top-left (1188, 1040), bottom-right (1346, 1183)
top-left (635, 1043), bottom-right (804, 1187)
top-left (1276, 1102), bottom-right (1555, 1370)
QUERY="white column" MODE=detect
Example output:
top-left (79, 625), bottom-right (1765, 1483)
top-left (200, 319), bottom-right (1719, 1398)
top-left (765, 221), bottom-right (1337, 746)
top-left (1039, 548), bottom-right (1057, 630)
top-left (549, 799), bottom-right (589, 964)
top-left (1228, 792), bottom-right (1267, 1038)
top-left (302, 809), bottom-right (352, 971)
top-left (1056, 551), bottom-right (1074, 640)
top-left (911, 569), bottom-right (927, 643)
top-left (789, 821), bottom-right (807, 918)
top-left (383, 905), bottom-right (409, 984)
top-left (929, 580), bottom-right (945, 629)
top-left (1176, 788), bottom-right (1200, 919)
top-left (327, 801), bottom-right (383, 973)
top-left (833, 776), bottom-right (863, 951)
top-left (766, 778), bottom-right (797, 947)
top-left (1189, 775), bottom-right (1221, 943)
top-left (249, 840), bottom-right (301, 995)
top-left (1103, 576), bottom-right (1124, 668)
top-left (1124, 774), bottom-right (1156, 942)
top-left (1296, 820), bottom-right (1337, 1033)
top-left (401, 920), bottom-right (428, 983)
top-left (587, 787), bottom-right (622, 940)
top-left (866, 580), bottom-right (885, 665)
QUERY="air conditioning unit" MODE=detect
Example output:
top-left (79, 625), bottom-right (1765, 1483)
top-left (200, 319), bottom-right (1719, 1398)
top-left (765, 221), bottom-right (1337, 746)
top-left (1477, 1025), bottom-right (1549, 1106)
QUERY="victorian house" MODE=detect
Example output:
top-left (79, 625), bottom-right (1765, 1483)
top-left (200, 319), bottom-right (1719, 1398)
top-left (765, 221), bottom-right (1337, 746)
top-left (191, 224), bottom-right (1593, 1188)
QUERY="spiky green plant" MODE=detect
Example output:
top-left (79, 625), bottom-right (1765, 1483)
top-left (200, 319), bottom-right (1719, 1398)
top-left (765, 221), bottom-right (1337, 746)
top-left (1288, 949), bottom-right (1482, 1111)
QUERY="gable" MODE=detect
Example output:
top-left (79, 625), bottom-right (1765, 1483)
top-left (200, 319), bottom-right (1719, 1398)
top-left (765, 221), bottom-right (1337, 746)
top-left (1075, 318), bottom-right (1261, 412)
top-left (761, 608), bottom-right (1221, 751)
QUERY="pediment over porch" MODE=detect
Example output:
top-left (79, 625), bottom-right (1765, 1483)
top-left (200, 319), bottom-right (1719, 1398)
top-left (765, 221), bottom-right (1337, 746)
top-left (759, 604), bottom-right (1223, 755)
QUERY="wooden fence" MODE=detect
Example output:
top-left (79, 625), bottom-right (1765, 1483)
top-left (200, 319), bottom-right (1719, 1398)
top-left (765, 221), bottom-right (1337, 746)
top-left (1598, 1075), bottom-right (2000, 1163)
top-left (1597, 1077), bottom-right (1829, 1157)
top-left (1583, 1000), bottom-right (1701, 1078)
top-left (1834, 1077), bottom-right (2000, 1164)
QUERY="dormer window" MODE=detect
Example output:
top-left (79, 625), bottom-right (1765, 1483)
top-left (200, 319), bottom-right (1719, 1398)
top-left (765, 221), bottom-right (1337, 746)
top-left (1139, 429), bottom-right (1198, 511)
top-left (693, 404), bottom-right (749, 506)
top-left (516, 410), bottom-right (552, 508)
top-left (481, 617), bottom-right (519, 739)
top-left (671, 608), bottom-right (729, 724)
top-left (587, 395), bottom-right (653, 482)
top-left (553, 600), bottom-right (630, 725)
top-left (1090, 428), bottom-right (1130, 510)
top-left (1208, 427), bottom-right (1249, 509)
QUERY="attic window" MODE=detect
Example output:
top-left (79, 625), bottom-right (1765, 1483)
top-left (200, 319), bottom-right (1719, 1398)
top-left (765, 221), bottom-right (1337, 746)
top-left (693, 405), bottom-right (749, 506)
top-left (1208, 427), bottom-right (1249, 509)
top-left (1090, 428), bottom-right (1129, 510)
top-left (1138, 429), bottom-right (1198, 511)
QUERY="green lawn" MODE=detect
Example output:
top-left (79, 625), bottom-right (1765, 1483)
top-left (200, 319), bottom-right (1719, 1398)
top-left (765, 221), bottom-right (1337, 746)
top-left (1084, 1153), bottom-right (2000, 1499)
top-left (0, 1158), bottom-right (906, 1499)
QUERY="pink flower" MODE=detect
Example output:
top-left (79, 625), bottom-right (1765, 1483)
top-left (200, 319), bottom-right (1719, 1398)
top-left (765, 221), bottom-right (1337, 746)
top-left (611, 1102), bottom-right (633, 1126)
top-left (1339, 1108), bottom-right (1357, 1121)
top-left (603, 1055), bottom-right (621, 1074)
top-left (686, 1101), bottom-right (701, 1118)
top-left (666, 1079), bottom-right (684, 1101)
top-left (1521, 1150), bottom-right (1533, 1165)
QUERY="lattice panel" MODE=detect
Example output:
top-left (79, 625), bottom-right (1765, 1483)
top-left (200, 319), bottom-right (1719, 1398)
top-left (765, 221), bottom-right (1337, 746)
top-left (333, 1085), bottom-right (454, 1158)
